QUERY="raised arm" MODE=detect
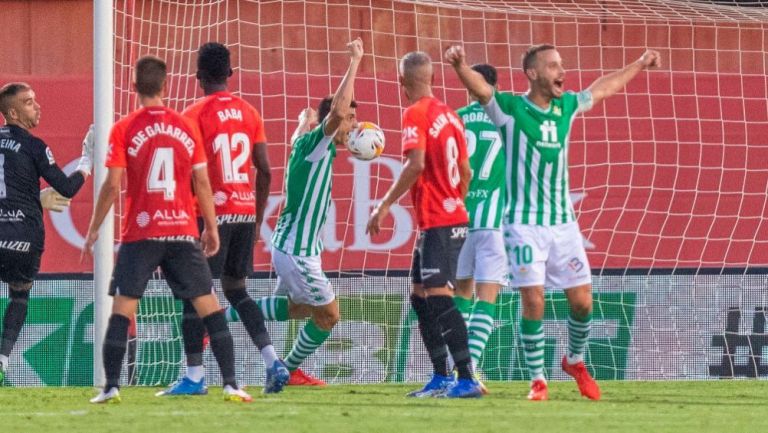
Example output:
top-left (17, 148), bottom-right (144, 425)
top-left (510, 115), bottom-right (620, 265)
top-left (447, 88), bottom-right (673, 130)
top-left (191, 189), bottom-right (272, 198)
top-left (587, 49), bottom-right (661, 105)
top-left (366, 148), bottom-right (425, 235)
top-left (444, 45), bottom-right (493, 105)
top-left (324, 38), bottom-right (364, 136)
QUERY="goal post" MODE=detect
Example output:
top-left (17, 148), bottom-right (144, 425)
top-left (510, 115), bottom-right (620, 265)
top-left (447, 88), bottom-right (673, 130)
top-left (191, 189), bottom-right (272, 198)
top-left (98, 0), bottom-right (768, 386)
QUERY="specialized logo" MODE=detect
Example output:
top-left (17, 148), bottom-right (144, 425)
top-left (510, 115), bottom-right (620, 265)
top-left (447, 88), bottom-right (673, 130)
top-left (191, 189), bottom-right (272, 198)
top-left (217, 214), bottom-right (257, 225)
top-left (0, 240), bottom-right (31, 252)
top-left (450, 226), bottom-right (468, 239)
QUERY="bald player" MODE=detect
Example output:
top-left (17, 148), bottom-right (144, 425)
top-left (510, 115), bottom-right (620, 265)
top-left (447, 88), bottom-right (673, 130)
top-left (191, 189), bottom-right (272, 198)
top-left (367, 51), bottom-right (481, 398)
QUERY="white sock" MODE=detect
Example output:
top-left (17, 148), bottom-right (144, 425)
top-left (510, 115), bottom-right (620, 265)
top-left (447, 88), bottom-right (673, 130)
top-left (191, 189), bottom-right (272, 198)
top-left (567, 353), bottom-right (584, 365)
top-left (532, 375), bottom-right (547, 383)
top-left (186, 365), bottom-right (205, 382)
top-left (261, 345), bottom-right (279, 367)
top-left (0, 354), bottom-right (8, 370)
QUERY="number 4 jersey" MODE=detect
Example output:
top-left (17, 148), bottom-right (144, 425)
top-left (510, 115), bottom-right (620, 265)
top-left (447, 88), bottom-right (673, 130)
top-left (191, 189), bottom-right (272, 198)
top-left (183, 91), bottom-right (266, 217)
top-left (107, 106), bottom-right (207, 242)
top-left (401, 96), bottom-right (469, 230)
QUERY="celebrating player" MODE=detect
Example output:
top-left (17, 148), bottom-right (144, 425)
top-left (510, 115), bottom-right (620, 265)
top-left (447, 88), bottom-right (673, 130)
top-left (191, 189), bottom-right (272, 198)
top-left (84, 55), bottom-right (250, 403)
top-left (367, 51), bottom-right (481, 398)
top-left (446, 44), bottom-right (660, 400)
top-left (156, 42), bottom-right (287, 396)
top-left (0, 82), bottom-right (93, 385)
top-left (264, 38), bottom-right (363, 385)
top-left (453, 64), bottom-right (507, 394)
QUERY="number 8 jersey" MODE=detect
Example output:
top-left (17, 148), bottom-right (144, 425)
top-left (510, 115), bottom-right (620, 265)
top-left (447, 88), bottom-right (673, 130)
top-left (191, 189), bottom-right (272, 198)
top-left (107, 106), bottom-right (207, 242)
top-left (183, 91), bottom-right (266, 217)
top-left (401, 96), bottom-right (469, 230)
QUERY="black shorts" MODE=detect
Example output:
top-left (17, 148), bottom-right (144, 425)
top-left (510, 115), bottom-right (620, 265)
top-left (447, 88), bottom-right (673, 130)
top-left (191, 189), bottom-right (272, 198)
top-left (0, 247), bottom-right (41, 285)
top-left (411, 224), bottom-right (467, 289)
top-left (110, 239), bottom-right (213, 300)
top-left (198, 217), bottom-right (256, 279)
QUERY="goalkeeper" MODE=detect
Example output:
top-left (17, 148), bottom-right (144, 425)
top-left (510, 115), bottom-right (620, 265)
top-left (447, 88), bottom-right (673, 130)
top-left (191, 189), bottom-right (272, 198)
top-left (446, 44), bottom-right (659, 401)
top-left (0, 82), bottom-right (93, 385)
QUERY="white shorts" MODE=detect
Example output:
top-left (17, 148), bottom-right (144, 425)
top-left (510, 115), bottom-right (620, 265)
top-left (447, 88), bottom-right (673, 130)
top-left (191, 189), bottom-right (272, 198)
top-left (456, 229), bottom-right (508, 285)
top-left (272, 247), bottom-right (335, 306)
top-left (503, 222), bottom-right (592, 290)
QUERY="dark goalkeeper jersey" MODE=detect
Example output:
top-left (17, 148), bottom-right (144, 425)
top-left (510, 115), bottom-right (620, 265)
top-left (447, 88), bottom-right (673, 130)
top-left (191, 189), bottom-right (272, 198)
top-left (0, 124), bottom-right (85, 251)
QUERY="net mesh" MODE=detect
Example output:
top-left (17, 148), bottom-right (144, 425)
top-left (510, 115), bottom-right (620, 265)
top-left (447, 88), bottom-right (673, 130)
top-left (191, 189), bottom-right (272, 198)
top-left (97, 0), bottom-right (768, 385)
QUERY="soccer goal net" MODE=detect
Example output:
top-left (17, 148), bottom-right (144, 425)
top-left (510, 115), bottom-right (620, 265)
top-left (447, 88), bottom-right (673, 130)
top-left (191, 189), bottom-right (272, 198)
top-left (103, 0), bottom-right (768, 386)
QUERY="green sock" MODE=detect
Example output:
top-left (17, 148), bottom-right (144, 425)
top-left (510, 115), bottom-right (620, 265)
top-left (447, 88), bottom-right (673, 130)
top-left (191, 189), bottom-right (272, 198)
top-left (255, 296), bottom-right (289, 321)
top-left (284, 320), bottom-right (331, 371)
top-left (453, 296), bottom-right (473, 326)
top-left (567, 312), bottom-right (592, 364)
top-left (520, 317), bottom-right (545, 381)
top-left (468, 300), bottom-right (496, 369)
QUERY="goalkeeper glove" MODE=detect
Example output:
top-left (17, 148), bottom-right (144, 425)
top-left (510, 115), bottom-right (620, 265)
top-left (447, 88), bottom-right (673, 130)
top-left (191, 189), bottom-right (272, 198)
top-left (75, 124), bottom-right (95, 176)
top-left (40, 187), bottom-right (71, 212)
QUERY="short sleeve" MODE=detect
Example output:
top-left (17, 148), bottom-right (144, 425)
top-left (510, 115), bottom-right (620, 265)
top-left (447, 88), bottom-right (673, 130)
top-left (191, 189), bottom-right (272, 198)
top-left (575, 90), bottom-right (594, 114)
top-left (401, 109), bottom-right (427, 154)
top-left (187, 120), bottom-right (208, 168)
top-left (482, 91), bottom-right (516, 127)
top-left (106, 121), bottom-right (127, 168)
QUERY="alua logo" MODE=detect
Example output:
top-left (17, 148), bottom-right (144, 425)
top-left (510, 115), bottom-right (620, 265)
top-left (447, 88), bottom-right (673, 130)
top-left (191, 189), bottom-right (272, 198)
top-left (153, 209), bottom-right (190, 221)
top-left (0, 209), bottom-right (25, 219)
top-left (230, 190), bottom-right (255, 201)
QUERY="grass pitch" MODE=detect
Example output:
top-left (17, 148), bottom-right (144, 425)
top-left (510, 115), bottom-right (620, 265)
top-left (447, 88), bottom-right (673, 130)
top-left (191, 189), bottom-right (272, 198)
top-left (1, 381), bottom-right (765, 433)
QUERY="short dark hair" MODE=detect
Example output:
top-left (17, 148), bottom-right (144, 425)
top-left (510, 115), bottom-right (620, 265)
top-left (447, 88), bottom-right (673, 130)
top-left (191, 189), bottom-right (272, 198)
top-left (471, 64), bottom-right (497, 87)
top-left (522, 44), bottom-right (556, 72)
top-left (0, 82), bottom-right (31, 117)
top-left (317, 95), bottom-right (358, 124)
top-left (197, 42), bottom-right (231, 85)
top-left (135, 55), bottom-right (167, 97)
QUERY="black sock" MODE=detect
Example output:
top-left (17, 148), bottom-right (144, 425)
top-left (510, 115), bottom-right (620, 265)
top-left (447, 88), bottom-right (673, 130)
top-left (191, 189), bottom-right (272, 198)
top-left (104, 314), bottom-right (130, 390)
top-left (224, 288), bottom-right (272, 349)
top-left (0, 289), bottom-right (29, 357)
top-left (203, 311), bottom-right (237, 388)
top-left (428, 295), bottom-right (473, 380)
top-left (181, 300), bottom-right (205, 367)
top-left (410, 294), bottom-right (449, 376)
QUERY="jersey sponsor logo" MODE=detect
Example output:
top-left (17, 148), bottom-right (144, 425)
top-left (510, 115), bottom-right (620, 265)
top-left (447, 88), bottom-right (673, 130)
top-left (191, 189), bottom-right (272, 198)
top-left (0, 139), bottom-right (20, 152)
top-left (216, 108), bottom-right (243, 123)
top-left (213, 191), bottom-right (228, 206)
top-left (0, 240), bottom-right (31, 252)
top-left (450, 226), bottom-right (468, 239)
top-left (428, 112), bottom-right (463, 138)
top-left (443, 197), bottom-right (463, 213)
top-left (230, 190), bottom-right (255, 202)
top-left (136, 211), bottom-right (151, 228)
top-left (420, 267), bottom-right (441, 279)
top-left (0, 209), bottom-right (25, 222)
top-left (128, 122), bottom-right (196, 157)
top-left (466, 189), bottom-right (491, 199)
top-left (402, 126), bottom-right (418, 141)
top-left (217, 214), bottom-right (257, 225)
top-left (536, 120), bottom-right (561, 149)
top-left (152, 209), bottom-right (191, 226)
top-left (45, 147), bottom-right (55, 165)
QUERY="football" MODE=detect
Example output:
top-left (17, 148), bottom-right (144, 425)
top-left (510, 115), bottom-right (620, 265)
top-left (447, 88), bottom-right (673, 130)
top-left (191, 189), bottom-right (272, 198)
top-left (346, 121), bottom-right (385, 161)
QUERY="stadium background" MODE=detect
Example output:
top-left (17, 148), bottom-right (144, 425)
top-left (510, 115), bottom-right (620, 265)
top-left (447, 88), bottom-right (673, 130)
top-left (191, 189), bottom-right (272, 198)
top-left (0, 0), bottom-right (766, 386)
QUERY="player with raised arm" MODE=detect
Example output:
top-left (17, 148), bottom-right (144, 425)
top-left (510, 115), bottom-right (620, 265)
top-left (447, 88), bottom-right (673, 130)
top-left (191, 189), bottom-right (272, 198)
top-left (265, 38), bottom-right (362, 386)
top-left (446, 44), bottom-right (660, 400)
top-left (367, 51), bottom-right (481, 399)
top-left (84, 56), bottom-right (250, 404)
top-left (0, 82), bottom-right (93, 385)
top-left (453, 64), bottom-right (507, 394)
top-left (156, 42), bottom-right (287, 396)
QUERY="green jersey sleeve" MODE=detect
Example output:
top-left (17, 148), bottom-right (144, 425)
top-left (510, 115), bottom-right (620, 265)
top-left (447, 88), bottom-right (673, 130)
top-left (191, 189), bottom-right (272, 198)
top-left (482, 90), bottom-right (518, 128)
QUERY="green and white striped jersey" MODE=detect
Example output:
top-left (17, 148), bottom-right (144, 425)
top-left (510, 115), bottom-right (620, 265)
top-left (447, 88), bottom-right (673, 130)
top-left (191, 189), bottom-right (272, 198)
top-left (271, 120), bottom-right (336, 256)
top-left (483, 90), bottom-right (593, 226)
top-left (457, 102), bottom-right (505, 230)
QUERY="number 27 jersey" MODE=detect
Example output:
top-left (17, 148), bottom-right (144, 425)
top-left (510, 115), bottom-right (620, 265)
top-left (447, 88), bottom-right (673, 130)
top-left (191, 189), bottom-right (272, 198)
top-left (107, 106), bottom-right (207, 242)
